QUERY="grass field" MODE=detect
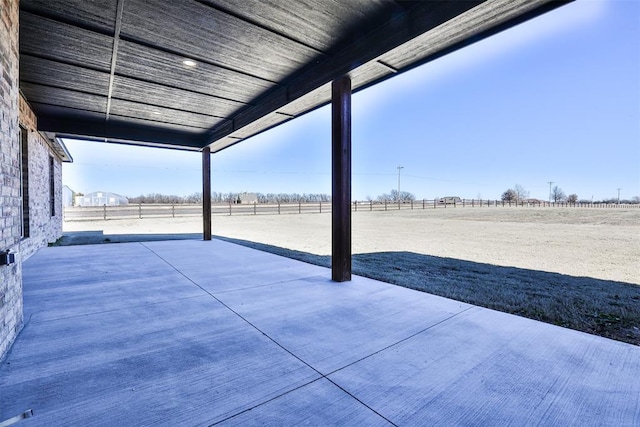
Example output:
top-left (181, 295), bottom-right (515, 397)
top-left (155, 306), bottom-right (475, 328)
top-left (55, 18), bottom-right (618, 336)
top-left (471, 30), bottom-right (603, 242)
top-left (63, 207), bottom-right (640, 345)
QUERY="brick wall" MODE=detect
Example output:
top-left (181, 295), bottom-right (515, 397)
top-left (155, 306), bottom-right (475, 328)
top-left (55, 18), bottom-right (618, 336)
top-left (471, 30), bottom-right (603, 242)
top-left (1, 0), bottom-right (64, 360)
top-left (19, 95), bottom-right (63, 259)
top-left (0, 0), bottom-right (22, 360)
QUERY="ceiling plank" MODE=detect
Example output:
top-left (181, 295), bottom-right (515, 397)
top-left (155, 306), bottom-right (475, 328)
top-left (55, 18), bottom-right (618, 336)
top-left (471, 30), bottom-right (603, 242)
top-left (20, 55), bottom-right (111, 95)
top-left (120, 0), bottom-right (320, 82)
top-left (115, 41), bottom-right (272, 104)
top-left (230, 112), bottom-right (291, 139)
top-left (20, 83), bottom-right (108, 113)
top-left (112, 76), bottom-right (239, 117)
top-left (20, 11), bottom-right (114, 71)
top-left (20, 0), bottom-right (119, 33)
top-left (109, 99), bottom-right (225, 129)
top-left (199, 0), bottom-right (399, 55)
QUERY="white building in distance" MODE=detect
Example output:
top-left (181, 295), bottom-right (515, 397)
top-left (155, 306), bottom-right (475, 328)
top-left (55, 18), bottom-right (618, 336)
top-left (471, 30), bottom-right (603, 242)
top-left (76, 191), bottom-right (129, 207)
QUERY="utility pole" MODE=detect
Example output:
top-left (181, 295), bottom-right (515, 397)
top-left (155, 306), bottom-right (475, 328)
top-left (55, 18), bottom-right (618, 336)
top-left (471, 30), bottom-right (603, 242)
top-left (547, 181), bottom-right (554, 203)
top-left (397, 165), bottom-right (404, 202)
top-left (617, 188), bottom-right (621, 204)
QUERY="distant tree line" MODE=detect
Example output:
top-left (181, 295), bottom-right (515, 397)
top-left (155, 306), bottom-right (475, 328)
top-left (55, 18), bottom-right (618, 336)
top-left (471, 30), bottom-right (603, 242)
top-left (500, 184), bottom-right (638, 204)
top-left (127, 192), bottom-right (331, 204)
top-left (372, 189), bottom-right (416, 202)
top-left (126, 189), bottom-right (639, 205)
top-left (128, 193), bottom-right (202, 204)
top-left (591, 196), bottom-right (640, 204)
top-left (255, 193), bottom-right (331, 203)
top-left (501, 184), bottom-right (579, 203)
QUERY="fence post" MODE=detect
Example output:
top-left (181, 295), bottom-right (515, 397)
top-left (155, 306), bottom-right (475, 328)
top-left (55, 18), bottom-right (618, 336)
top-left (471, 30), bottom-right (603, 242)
top-left (354, 201), bottom-right (357, 212)
top-left (299, 201), bottom-right (301, 214)
top-left (254, 202), bottom-right (257, 215)
top-left (411, 199), bottom-right (413, 210)
top-left (384, 199), bottom-right (387, 211)
top-left (463, 199), bottom-right (465, 207)
top-left (398, 200), bottom-right (400, 210)
top-left (319, 201), bottom-right (322, 213)
top-left (434, 199), bottom-right (436, 209)
top-left (472, 199), bottom-right (474, 207)
top-left (138, 203), bottom-right (142, 219)
top-left (172, 204), bottom-right (175, 218)
top-left (278, 202), bottom-right (281, 214)
top-left (370, 200), bottom-right (373, 211)
top-left (229, 201), bottom-right (232, 216)
top-left (104, 204), bottom-right (107, 220)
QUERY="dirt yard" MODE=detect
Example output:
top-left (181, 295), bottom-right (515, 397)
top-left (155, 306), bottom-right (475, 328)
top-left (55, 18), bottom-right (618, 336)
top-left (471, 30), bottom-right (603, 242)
top-left (63, 207), bottom-right (640, 344)
top-left (66, 207), bottom-right (639, 284)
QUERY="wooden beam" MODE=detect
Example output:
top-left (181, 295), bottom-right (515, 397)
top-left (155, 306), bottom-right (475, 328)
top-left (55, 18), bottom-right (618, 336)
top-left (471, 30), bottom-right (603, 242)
top-left (33, 105), bottom-right (204, 148)
top-left (202, 146), bottom-right (212, 241)
top-left (206, 1), bottom-right (573, 150)
top-left (331, 76), bottom-right (351, 282)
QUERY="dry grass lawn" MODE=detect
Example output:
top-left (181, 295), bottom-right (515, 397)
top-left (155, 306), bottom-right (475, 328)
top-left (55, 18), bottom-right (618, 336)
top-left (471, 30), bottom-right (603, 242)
top-left (64, 207), bottom-right (640, 345)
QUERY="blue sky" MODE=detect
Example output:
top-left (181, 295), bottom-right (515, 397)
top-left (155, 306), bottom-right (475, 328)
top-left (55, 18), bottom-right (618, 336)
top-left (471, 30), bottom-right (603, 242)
top-left (63, 0), bottom-right (639, 202)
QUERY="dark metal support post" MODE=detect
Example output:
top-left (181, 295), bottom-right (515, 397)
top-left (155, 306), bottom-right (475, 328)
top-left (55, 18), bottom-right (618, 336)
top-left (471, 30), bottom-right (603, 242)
top-left (331, 76), bottom-right (351, 282)
top-left (202, 146), bottom-right (211, 241)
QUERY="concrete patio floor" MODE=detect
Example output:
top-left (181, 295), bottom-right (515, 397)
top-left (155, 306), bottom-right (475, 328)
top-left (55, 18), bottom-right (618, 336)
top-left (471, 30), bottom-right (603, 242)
top-left (1, 239), bottom-right (638, 426)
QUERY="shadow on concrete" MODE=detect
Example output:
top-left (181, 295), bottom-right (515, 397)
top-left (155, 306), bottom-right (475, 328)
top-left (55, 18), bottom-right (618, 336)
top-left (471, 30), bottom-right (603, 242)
top-left (216, 236), bottom-right (640, 346)
top-left (55, 230), bottom-right (201, 246)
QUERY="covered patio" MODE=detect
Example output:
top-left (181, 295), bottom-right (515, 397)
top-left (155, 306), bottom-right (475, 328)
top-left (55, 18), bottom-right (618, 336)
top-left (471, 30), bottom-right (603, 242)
top-left (1, 239), bottom-right (637, 425)
top-left (5, 1), bottom-right (639, 425)
top-left (19, 0), bottom-right (574, 281)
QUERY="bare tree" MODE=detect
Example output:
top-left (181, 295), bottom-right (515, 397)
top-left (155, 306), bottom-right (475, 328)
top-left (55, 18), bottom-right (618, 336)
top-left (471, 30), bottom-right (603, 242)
top-left (377, 189), bottom-right (415, 202)
top-left (514, 184), bottom-right (529, 201)
top-left (567, 194), bottom-right (578, 204)
top-left (551, 186), bottom-right (566, 202)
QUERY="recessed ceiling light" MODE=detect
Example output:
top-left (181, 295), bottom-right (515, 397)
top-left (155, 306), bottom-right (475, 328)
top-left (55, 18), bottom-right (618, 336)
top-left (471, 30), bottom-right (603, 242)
top-left (182, 59), bottom-right (197, 67)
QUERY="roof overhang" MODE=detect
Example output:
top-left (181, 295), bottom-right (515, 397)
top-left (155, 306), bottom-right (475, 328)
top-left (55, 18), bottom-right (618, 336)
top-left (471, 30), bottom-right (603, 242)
top-left (19, 0), bottom-right (573, 153)
top-left (40, 132), bottom-right (74, 162)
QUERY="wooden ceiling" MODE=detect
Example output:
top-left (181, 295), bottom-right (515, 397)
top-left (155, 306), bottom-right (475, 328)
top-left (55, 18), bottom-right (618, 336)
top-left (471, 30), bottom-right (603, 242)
top-left (20, 0), bottom-right (571, 152)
